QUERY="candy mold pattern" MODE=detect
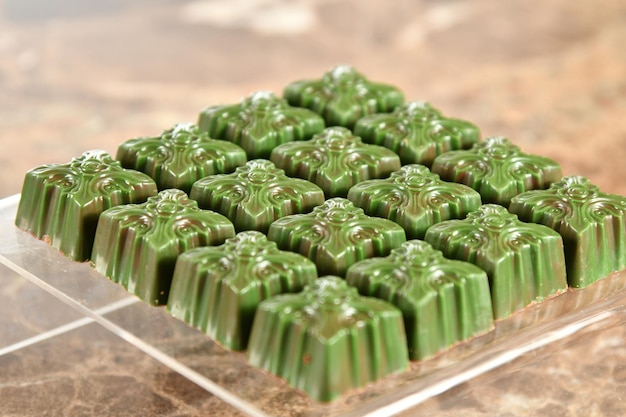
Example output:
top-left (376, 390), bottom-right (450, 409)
top-left (348, 164), bottom-right (482, 239)
top-left (92, 189), bottom-right (235, 305)
top-left (510, 176), bottom-right (626, 288)
top-left (12, 66), bottom-right (626, 405)
top-left (190, 159), bottom-right (325, 233)
top-left (198, 91), bottom-right (325, 159)
top-left (283, 65), bottom-right (404, 129)
top-left (431, 136), bottom-right (563, 206)
top-left (270, 127), bottom-right (401, 198)
top-left (425, 204), bottom-right (568, 319)
top-left (346, 240), bottom-right (494, 360)
top-left (116, 122), bottom-right (247, 193)
top-left (15, 150), bottom-right (158, 261)
top-left (354, 101), bottom-right (480, 166)
top-left (246, 276), bottom-right (409, 402)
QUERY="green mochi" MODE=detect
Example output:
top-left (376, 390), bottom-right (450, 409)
top-left (270, 127), bottom-right (401, 198)
top-left (346, 240), bottom-right (494, 360)
top-left (92, 189), bottom-right (235, 305)
top-left (348, 164), bottom-right (482, 239)
top-left (190, 159), bottom-right (325, 233)
top-left (425, 204), bottom-right (568, 319)
top-left (354, 101), bottom-right (480, 166)
top-left (116, 123), bottom-right (247, 193)
top-left (431, 137), bottom-right (563, 206)
top-left (268, 198), bottom-right (407, 277)
top-left (283, 65), bottom-right (404, 129)
top-left (15, 150), bottom-right (157, 261)
top-left (510, 176), bottom-right (626, 288)
top-left (247, 277), bottom-right (409, 402)
top-left (198, 91), bottom-right (325, 159)
top-left (167, 231), bottom-right (318, 350)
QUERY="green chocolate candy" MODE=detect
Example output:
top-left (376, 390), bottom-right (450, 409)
top-left (15, 150), bottom-right (157, 261)
top-left (92, 189), bottom-right (235, 305)
top-left (167, 231), bottom-right (318, 350)
top-left (283, 65), bottom-right (404, 129)
top-left (267, 198), bottom-right (406, 277)
top-left (116, 123), bottom-right (247, 193)
top-left (424, 204), bottom-right (568, 319)
top-left (346, 240), bottom-right (494, 360)
top-left (348, 164), bottom-right (482, 239)
top-left (197, 91), bottom-right (325, 159)
top-left (270, 127), bottom-right (401, 198)
top-left (510, 176), bottom-right (626, 288)
top-left (189, 159), bottom-right (325, 233)
top-left (431, 137), bottom-right (563, 206)
top-left (354, 101), bottom-right (480, 166)
top-left (247, 276), bottom-right (409, 402)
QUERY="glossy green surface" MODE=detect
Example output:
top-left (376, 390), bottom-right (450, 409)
top-left (346, 240), bottom-right (494, 360)
top-left (197, 91), bottom-right (325, 159)
top-left (270, 127), bottom-right (401, 198)
top-left (424, 204), bottom-right (568, 319)
top-left (246, 277), bottom-right (409, 402)
top-left (510, 176), bottom-right (626, 288)
top-left (268, 198), bottom-right (407, 277)
top-left (283, 65), bottom-right (404, 129)
top-left (189, 159), bottom-right (325, 233)
top-left (167, 231), bottom-right (317, 350)
top-left (431, 137), bottom-right (563, 206)
top-left (92, 189), bottom-right (235, 305)
top-left (347, 164), bottom-right (482, 239)
top-left (116, 123), bottom-right (247, 193)
top-left (15, 150), bottom-right (157, 261)
top-left (354, 101), bottom-right (480, 166)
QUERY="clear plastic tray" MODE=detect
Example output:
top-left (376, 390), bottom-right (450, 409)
top-left (2, 193), bottom-right (626, 416)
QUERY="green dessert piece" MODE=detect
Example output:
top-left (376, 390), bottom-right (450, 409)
top-left (197, 91), bottom-right (325, 159)
top-left (347, 164), bottom-right (482, 239)
top-left (116, 123), bottom-right (247, 193)
top-left (424, 204), bottom-right (568, 319)
top-left (189, 159), bottom-right (325, 233)
top-left (510, 176), bottom-right (626, 288)
top-left (247, 276), bottom-right (409, 402)
top-left (283, 65), bottom-right (404, 129)
top-left (354, 101), bottom-right (480, 166)
top-left (270, 127), bottom-right (401, 198)
top-left (346, 240), bottom-right (494, 360)
top-left (267, 198), bottom-right (406, 277)
top-left (92, 189), bottom-right (235, 305)
top-left (431, 137), bottom-right (563, 206)
top-left (167, 231), bottom-right (318, 350)
top-left (15, 150), bottom-right (157, 261)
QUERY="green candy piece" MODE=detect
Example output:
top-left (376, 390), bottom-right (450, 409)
top-left (116, 123), bottom-right (247, 193)
top-left (431, 137), bottom-right (563, 206)
top-left (197, 91), bottom-right (325, 159)
top-left (167, 231), bottom-right (317, 351)
top-left (424, 204), bottom-right (568, 319)
top-left (347, 164), bottom-right (482, 239)
top-left (510, 176), bottom-right (626, 288)
top-left (15, 150), bottom-right (157, 261)
top-left (267, 198), bottom-right (406, 277)
top-left (346, 240), bottom-right (494, 360)
top-left (283, 65), bottom-right (404, 129)
top-left (354, 101), bottom-right (480, 166)
top-left (247, 276), bottom-right (409, 402)
top-left (270, 127), bottom-right (401, 198)
top-left (189, 159), bottom-right (325, 233)
top-left (92, 189), bottom-right (235, 305)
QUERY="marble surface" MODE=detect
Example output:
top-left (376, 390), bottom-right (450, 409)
top-left (2, 0), bottom-right (626, 415)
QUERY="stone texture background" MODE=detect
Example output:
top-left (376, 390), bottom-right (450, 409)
top-left (1, 0), bottom-right (626, 198)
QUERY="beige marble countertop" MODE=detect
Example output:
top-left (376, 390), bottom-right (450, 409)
top-left (2, 0), bottom-right (626, 415)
